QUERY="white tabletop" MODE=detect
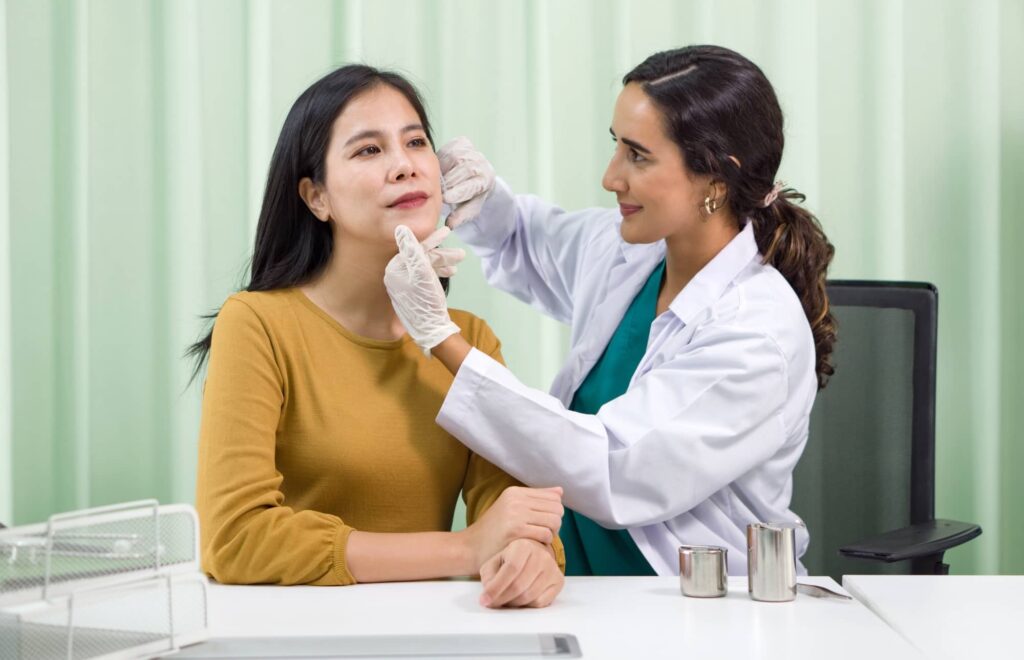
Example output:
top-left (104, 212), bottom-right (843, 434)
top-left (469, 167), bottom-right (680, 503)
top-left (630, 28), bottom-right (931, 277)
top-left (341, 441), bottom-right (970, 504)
top-left (205, 576), bottom-right (921, 659)
top-left (843, 575), bottom-right (1024, 659)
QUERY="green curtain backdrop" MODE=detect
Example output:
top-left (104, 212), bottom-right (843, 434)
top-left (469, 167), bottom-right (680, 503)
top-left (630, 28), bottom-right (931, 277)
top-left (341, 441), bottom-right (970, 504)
top-left (0, 0), bottom-right (1021, 575)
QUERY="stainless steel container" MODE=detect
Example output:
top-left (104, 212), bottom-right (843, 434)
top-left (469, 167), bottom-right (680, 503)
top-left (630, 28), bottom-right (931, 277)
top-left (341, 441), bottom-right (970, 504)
top-left (678, 545), bottom-right (727, 598)
top-left (746, 521), bottom-right (804, 602)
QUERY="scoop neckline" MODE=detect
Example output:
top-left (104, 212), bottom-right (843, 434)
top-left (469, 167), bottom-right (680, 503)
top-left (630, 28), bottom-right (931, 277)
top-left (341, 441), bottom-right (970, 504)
top-left (289, 288), bottom-right (413, 350)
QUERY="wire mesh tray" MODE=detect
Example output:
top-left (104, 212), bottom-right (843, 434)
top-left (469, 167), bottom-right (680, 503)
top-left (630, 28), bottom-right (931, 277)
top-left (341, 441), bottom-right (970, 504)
top-left (0, 500), bottom-right (208, 659)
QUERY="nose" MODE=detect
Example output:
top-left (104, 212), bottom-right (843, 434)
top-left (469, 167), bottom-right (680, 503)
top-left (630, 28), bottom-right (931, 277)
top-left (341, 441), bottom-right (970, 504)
top-left (602, 153), bottom-right (626, 193)
top-left (390, 148), bottom-right (417, 183)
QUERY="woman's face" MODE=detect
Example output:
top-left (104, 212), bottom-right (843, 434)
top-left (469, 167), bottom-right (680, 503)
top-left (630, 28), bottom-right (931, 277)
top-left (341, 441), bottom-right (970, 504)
top-left (307, 84), bottom-right (442, 250)
top-left (602, 82), bottom-right (713, 244)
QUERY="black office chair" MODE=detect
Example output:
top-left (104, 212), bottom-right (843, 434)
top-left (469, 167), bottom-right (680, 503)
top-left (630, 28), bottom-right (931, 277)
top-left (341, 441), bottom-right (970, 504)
top-left (791, 281), bottom-right (981, 581)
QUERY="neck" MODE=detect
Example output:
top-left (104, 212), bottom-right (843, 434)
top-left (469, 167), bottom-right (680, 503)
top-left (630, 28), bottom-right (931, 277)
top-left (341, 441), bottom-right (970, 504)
top-left (658, 214), bottom-right (741, 313)
top-left (300, 235), bottom-right (406, 341)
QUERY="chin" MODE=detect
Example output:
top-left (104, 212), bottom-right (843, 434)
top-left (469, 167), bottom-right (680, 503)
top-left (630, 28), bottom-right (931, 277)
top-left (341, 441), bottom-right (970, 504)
top-left (619, 217), bottom-right (667, 245)
top-left (385, 209), bottom-right (441, 242)
top-left (619, 223), bottom-right (647, 245)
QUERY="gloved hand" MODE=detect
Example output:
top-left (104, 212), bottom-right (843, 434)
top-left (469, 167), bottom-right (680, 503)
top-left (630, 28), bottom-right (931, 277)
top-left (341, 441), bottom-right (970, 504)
top-left (438, 136), bottom-right (495, 229)
top-left (427, 240), bottom-right (466, 278)
top-left (385, 225), bottom-right (462, 354)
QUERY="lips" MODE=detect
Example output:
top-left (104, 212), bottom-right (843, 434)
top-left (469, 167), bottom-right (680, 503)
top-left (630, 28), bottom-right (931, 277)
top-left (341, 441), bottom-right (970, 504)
top-left (389, 191), bottom-right (429, 209)
top-left (619, 203), bottom-right (643, 217)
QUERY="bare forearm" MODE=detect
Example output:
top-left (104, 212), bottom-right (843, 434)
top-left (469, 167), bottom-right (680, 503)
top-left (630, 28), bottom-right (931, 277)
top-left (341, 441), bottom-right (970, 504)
top-left (431, 333), bottom-right (473, 375)
top-left (345, 529), bottom-right (475, 583)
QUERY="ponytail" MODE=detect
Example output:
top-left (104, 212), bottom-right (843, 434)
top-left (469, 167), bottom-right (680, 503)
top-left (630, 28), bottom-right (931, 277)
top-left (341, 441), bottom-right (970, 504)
top-left (750, 189), bottom-right (836, 389)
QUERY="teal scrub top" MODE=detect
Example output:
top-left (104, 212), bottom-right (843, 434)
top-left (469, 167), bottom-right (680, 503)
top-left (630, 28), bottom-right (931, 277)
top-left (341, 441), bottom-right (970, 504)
top-left (560, 259), bottom-right (665, 576)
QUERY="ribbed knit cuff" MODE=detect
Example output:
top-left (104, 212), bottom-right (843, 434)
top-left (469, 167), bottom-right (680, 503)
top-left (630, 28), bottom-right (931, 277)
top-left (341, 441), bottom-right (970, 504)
top-left (331, 524), bottom-right (357, 585)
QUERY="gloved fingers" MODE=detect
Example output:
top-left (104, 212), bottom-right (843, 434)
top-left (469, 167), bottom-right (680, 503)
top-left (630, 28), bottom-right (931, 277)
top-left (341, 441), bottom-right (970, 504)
top-left (429, 257), bottom-right (463, 277)
top-left (443, 177), bottom-right (491, 205)
top-left (437, 136), bottom-right (475, 172)
top-left (445, 197), bottom-right (486, 230)
top-left (428, 247), bottom-right (466, 267)
top-left (440, 162), bottom-right (478, 190)
top-left (394, 225), bottom-right (422, 259)
top-left (393, 225), bottom-right (428, 280)
top-left (420, 225), bottom-right (451, 251)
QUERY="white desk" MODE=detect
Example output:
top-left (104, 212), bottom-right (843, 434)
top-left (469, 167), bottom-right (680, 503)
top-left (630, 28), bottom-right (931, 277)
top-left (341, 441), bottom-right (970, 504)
top-left (843, 575), bottom-right (1024, 659)
top-left (204, 576), bottom-right (921, 659)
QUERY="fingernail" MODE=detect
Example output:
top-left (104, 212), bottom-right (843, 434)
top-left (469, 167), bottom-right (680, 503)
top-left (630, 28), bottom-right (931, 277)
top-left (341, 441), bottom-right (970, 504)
top-left (480, 595), bottom-right (491, 607)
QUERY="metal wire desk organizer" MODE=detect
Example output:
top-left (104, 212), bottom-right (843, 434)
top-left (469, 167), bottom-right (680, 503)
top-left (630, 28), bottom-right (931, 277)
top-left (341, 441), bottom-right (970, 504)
top-left (0, 500), bottom-right (208, 659)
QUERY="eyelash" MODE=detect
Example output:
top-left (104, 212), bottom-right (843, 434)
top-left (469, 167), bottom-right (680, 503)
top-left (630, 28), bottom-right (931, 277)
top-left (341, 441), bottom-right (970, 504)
top-left (354, 137), bottom-right (429, 158)
top-left (611, 137), bottom-right (646, 163)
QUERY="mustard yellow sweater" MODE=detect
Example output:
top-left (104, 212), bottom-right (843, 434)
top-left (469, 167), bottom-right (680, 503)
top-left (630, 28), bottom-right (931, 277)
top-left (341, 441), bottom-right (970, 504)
top-left (196, 288), bottom-right (557, 585)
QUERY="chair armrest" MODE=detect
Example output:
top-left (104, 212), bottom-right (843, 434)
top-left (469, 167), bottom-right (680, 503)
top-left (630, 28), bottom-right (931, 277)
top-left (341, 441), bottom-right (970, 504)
top-left (839, 519), bottom-right (981, 563)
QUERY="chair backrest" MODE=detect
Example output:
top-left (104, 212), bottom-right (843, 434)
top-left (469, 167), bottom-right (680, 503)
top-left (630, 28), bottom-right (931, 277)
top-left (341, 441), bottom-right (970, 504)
top-left (791, 281), bottom-right (937, 581)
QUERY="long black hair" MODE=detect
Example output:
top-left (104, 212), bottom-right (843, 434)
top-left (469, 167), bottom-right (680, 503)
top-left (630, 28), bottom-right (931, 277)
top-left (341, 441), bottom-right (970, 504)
top-left (624, 46), bottom-right (836, 389)
top-left (186, 64), bottom-right (440, 383)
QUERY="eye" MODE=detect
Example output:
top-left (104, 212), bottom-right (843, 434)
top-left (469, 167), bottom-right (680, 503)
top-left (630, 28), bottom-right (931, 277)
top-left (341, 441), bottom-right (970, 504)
top-left (408, 136), bottom-right (429, 148)
top-left (354, 144), bottom-right (381, 157)
top-left (627, 148), bottom-right (647, 163)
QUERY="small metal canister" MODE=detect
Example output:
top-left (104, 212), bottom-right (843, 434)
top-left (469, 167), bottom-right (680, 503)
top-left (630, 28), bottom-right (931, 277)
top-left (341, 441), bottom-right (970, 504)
top-left (678, 545), bottom-right (728, 598)
top-left (746, 521), bottom-right (805, 602)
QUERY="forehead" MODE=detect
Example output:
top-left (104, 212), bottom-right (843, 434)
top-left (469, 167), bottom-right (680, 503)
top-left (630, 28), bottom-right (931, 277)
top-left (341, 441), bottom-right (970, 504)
top-left (333, 84), bottom-right (422, 136)
top-left (612, 83), bottom-right (670, 144)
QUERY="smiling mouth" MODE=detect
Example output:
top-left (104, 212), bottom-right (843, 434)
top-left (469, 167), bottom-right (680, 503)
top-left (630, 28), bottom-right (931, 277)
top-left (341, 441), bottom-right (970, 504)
top-left (389, 193), bottom-right (429, 209)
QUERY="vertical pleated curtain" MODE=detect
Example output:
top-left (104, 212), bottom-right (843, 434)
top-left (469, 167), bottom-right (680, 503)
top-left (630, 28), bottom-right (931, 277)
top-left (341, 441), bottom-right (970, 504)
top-left (0, 0), bottom-right (1021, 574)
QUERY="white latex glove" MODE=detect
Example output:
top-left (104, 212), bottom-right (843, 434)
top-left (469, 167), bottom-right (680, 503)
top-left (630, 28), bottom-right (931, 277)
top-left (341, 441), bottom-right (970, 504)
top-left (385, 225), bottom-right (462, 354)
top-left (438, 136), bottom-right (496, 229)
top-left (427, 241), bottom-right (466, 278)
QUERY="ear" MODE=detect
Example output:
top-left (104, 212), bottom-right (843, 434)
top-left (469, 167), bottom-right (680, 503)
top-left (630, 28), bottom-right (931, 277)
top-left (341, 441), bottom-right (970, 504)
top-left (298, 177), bottom-right (330, 222)
top-left (712, 179), bottom-right (729, 204)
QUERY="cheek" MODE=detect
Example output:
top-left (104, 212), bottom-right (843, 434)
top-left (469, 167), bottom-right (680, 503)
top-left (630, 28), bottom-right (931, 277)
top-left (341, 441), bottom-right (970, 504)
top-left (419, 155), bottom-right (442, 193)
top-left (646, 170), bottom-right (698, 212)
top-left (326, 168), bottom-right (370, 209)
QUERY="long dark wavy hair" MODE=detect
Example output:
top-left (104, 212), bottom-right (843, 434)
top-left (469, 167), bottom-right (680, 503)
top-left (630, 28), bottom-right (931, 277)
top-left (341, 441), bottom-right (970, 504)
top-left (624, 45), bottom-right (836, 388)
top-left (186, 64), bottom-right (442, 383)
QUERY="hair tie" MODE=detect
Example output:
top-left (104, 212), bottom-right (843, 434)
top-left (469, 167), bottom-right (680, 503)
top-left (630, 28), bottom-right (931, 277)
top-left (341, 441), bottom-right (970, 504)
top-left (761, 180), bottom-right (785, 208)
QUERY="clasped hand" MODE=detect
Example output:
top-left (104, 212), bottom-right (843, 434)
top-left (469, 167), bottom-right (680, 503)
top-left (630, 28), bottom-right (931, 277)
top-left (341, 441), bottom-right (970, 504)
top-left (462, 486), bottom-right (566, 609)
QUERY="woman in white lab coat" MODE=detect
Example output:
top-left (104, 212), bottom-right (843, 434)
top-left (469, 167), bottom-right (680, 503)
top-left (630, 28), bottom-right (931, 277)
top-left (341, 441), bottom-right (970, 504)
top-left (384, 45), bottom-right (836, 582)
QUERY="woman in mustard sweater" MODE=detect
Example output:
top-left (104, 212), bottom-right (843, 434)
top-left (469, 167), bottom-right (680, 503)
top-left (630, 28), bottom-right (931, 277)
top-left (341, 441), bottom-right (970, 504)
top-left (188, 65), bottom-right (565, 609)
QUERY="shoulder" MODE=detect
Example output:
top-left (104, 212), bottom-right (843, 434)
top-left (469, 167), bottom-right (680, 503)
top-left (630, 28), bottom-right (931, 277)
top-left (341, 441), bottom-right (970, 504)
top-left (225, 289), bottom-right (296, 315)
top-left (213, 289), bottom-right (299, 342)
top-left (449, 308), bottom-right (502, 357)
top-left (219, 289), bottom-right (301, 324)
top-left (708, 264), bottom-right (815, 379)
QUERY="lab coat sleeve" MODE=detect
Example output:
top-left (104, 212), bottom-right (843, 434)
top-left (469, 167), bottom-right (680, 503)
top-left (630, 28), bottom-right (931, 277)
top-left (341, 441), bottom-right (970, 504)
top-left (460, 339), bottom-right (567, 572)
top-left (436, 325), bottom-right (790, 529)
top-left (453, 178), bottom-right (617, 325)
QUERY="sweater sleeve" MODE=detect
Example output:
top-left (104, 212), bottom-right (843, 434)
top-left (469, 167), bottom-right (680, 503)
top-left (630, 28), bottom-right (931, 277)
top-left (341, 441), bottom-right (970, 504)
top-left (459, 325), bottom-right (566, 572)
top-left (195, 297), bottom-right (356, 585)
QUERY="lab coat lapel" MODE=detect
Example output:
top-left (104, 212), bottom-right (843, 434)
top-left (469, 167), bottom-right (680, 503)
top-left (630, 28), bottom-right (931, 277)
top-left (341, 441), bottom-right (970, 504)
top-left (548, 233), bottom-right (664, 404)
top-left (666, 222), bottom-right (760, 325)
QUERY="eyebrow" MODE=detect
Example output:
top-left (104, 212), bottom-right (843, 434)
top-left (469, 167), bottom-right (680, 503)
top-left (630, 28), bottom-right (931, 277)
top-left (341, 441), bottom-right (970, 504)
top-left (344, 124), bottom-right (425, 148)
top-left (609, 127), bottom-right (651, 155)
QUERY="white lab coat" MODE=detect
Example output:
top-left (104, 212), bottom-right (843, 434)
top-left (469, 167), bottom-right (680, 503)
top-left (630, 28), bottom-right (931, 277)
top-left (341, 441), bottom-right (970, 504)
top-left (437, 179), bottom-right (817, 576)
